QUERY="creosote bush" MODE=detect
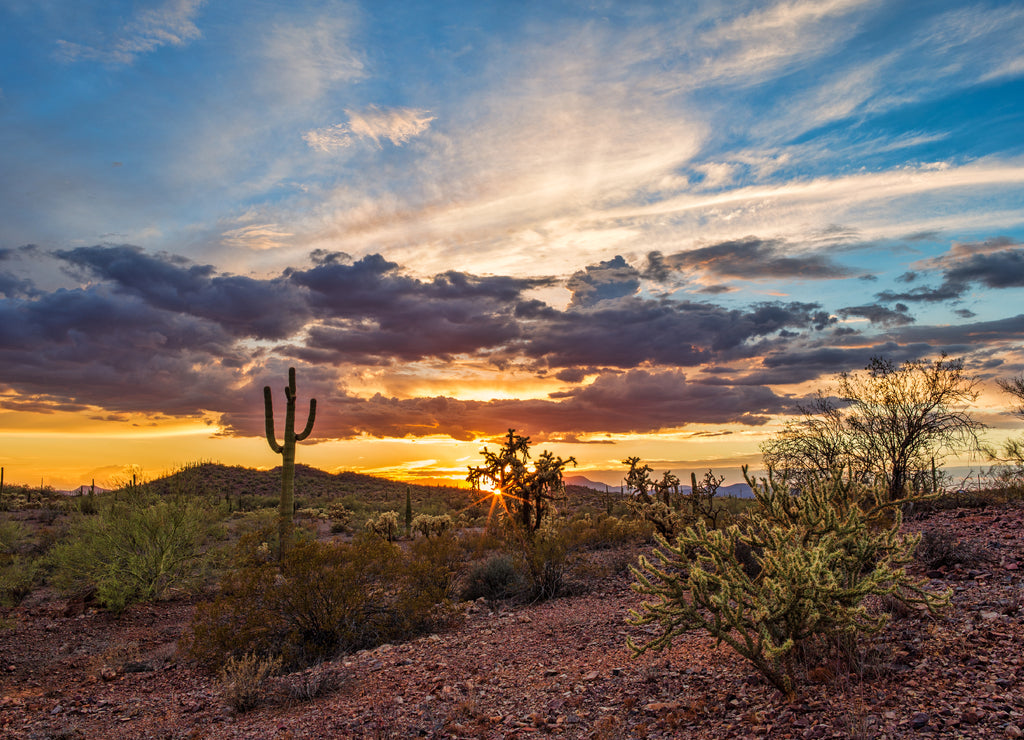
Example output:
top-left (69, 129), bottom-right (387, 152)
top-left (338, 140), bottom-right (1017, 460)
top-left (628, 468), bottom-right (949, 700)
top-left (186, 533), bottom-right (461, 671)
top-left (461, 553), bottom-right (521, 602)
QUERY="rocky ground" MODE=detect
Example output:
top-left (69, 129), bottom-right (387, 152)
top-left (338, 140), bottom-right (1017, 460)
top-left (1, 502), bottom-right (1022, 739)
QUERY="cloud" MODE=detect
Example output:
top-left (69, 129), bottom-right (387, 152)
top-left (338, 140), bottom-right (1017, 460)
top-left (0, 285), bottom-right (244, 415)
top-left (284, 253), bottom-right (549, 363)
top-left (55, 245), bottom-right (311, 340)
top-left (512, 296), bottom-right (835, 371)
top-left (220, 223), bottom-right (294, 251)
top-left (837, 303), bottom-right (914, 326)
top-left (304, 106), bottom-right (436, 152)
top-left (220, 368), bottom-right (789, 441)
top-left (56, 0), bottom-right (206, 65)
top-left (877, 238), bottom-right (1024, 303)
top-left (260, 10), bottom-right (365, 103)
top-left (566, 256), bottom-right (641, 307)
top-left (655, 237), bottom-right (857, 281)
top-left (693, 0), bottom-right (878, 86)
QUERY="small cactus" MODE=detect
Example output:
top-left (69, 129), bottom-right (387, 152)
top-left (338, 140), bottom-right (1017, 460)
top-left (264, 368), bottom-right (316, 560)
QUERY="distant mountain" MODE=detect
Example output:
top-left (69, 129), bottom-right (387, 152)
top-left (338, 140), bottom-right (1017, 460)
top-left (564, 474), bottom-right (754, 499)
top-left (718, 483), bottom-right (754, 499)
top-left (563, 475), bottom-right (614, 490)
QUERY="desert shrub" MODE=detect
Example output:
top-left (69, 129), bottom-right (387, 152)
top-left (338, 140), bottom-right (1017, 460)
top-left (0, 519), bottom-right (25, 555)
top-left (561, 513), bottom-right (626, 550)
top-left (629, 469), bottom-right (949, 700)
top-left (514, 521), bottom-right (573, 601)
top-left (280, 661), bottom-right (341, 702)
top-left (219, 652), bottom-right (282, 713)
top-left (48, 494), bottom-right (215, 614)
top-left (0, 555), bottom-right (42, 606)
top-left (461, 553), bottom-right (522, 602)
top-left (186, 534), bottom-right (459, 671)
top-left (915, 528), bottom-right (990, 568)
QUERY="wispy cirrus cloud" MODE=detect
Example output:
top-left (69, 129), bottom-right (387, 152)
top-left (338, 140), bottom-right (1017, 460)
top-left (56, 0), bottom-right (206, 65)
top-left (304, 106), bottom-right (436, 152)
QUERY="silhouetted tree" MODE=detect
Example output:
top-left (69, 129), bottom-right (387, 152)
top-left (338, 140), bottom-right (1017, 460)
top-left (762, 355), bottom-right (984, 500)
top-left (467, 429), bottom-right (575, 532)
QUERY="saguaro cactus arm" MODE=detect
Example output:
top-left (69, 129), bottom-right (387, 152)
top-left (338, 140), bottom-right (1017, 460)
top-left (263, 386), bottom-right (284, 454)
top-left (296, 397), bottom-right (316, 441)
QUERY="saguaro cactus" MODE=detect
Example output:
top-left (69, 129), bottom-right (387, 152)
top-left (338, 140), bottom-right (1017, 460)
top-left (264, 367), bottom-right (316, 560)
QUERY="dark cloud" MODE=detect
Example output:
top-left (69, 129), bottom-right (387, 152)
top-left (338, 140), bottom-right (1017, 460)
top-left (221, 369), bottom-right (788, 440)
top-left (512, 297), bottom-right (834, 370)
top-left (698, 284), bottom-right (734, 294)
top-left (878, 239), bottom-right (1024, 304)
top-left (566, 256), bottom-right (640, 306)
top-left (4, 242), bottom-right (1020, 446)
top-left (286, 254), bottom-right (549, 363)
top-left (658, 237), bottom-right (857, 280)
top-left (876, 283), bottom-right (964, 303)
top-left (837, 303), bottom-right (914, 326)
top-left (0, 285), bottom-right (246, 414)
top-left (57, 245), bottom-right (311, 339)
top-left (641, 251), bottom-right (671, 282)
top-left (942, 247), bottom-right (1024, 289)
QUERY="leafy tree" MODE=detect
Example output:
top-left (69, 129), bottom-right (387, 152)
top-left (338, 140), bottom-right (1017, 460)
top-left (467, 429), bottom-right (575, 532)
top-left (629, 468), bottom-right (948, 700)
top-left (762, 355), bottom-right (984, 500)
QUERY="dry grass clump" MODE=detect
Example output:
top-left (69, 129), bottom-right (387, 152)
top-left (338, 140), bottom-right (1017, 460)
top-left (219, 652), bottom-right (282, 713)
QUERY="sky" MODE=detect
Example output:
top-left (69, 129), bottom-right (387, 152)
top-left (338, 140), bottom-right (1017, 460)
top-left (2, 0), bottom-right (1024, 490)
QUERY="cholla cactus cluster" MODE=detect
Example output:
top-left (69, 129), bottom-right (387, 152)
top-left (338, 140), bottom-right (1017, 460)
top-left (411, 513), bottom-right (454, 538)
top-left (628, 468), bottom-right (949, 700)
top-left (365, 510), bottom-right (400, 541)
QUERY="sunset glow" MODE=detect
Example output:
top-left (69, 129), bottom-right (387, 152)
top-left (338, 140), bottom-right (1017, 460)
top-left (1, 1), bottom-right (1023, 490)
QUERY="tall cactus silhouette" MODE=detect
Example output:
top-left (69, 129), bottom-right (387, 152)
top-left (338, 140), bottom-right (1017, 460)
top-left (264, 367), bottom-right (316, 560)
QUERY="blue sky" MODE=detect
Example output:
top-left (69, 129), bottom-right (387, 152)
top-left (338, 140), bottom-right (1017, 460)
top-left (1, 0), bottom-right (1023, 487)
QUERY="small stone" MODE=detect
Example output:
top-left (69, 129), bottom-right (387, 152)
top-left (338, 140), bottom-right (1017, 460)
top-left (963, 710), bottom-right (985, 725)
top-left (581, 670), bottom-right (600, 681)
top-left (1005, 723), bottom-right (1022, 738)
top-left (911, 712), bottom-right (930, 729)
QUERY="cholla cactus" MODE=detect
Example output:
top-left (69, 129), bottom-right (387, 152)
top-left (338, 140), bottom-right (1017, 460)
top-left (411, 513), bottom-right (454, 539)
top-left (264, 368), bottom-right (316, 561)
top-left (365, 511), bottom-right (400, 542)
top-left (628, 467), bottom-right (949, 700)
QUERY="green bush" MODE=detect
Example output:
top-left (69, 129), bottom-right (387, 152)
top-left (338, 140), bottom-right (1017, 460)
top-left (461, 553), bottom-right (521, 602)
top-left (0, 519), bottom-right (25, 555)
top-left (48, 493), bottom-right (215, 614)
top-left (186, 533), bottom-right (460, 671)
top-left (629, 469), bottom-right (949, 700)
top-left (0, 554), bottom-right (42, 607)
